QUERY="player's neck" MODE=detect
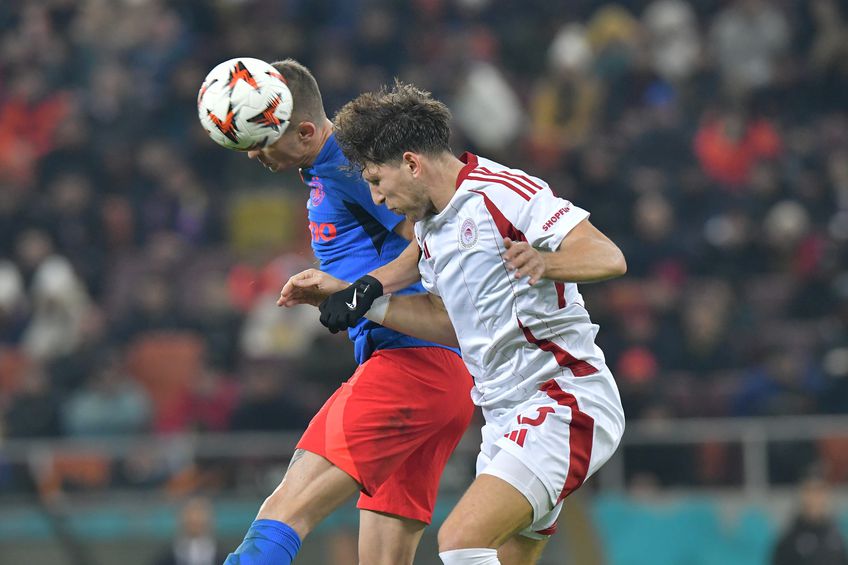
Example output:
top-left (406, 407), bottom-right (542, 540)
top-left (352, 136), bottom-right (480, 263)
top-left (304, 118), bottom-right (334, 167)
top-left (429, 154), bottom-right (466, 213)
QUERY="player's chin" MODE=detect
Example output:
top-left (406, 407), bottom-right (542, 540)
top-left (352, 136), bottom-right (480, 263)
top-left (404, 209), bottom-right (425, 222)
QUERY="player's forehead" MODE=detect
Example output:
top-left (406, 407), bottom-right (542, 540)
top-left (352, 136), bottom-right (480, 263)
top-left (362, 162), bottom-right (390, 180)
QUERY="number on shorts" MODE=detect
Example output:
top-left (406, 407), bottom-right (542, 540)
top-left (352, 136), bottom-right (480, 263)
top-left (504, 407), bottom-right (556, 447)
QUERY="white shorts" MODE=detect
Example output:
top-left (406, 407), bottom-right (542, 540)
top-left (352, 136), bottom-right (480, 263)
top-left (476, 374), bottom-right (624, 539)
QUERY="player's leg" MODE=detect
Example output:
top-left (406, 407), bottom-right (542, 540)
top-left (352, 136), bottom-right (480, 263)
top-left (356, 347), bottom-right (475, 564)
top-left (224, 367), bottom-right (368, 565)
top-left (497, 535), bottom-right (550, 565)
top-left (358, 509), bottom-right (426, 565)
top-left (256, 449), bottom-right (360, 532)
top-left (437, 474), bottom-right (534, 564)
top-left (225, 346), bottom-right (470, 565)
top-left (224, 449), bottom-right (360, 564)
top-left (438, 404), bottom-right (570, 565)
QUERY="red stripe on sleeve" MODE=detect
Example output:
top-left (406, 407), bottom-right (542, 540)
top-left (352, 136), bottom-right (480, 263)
top-left (479, 167), bottom-right (539, 195)
top-left (501, 169), bottom-right (546, 193)
top-left (466, 174), bottom-right (532, 201)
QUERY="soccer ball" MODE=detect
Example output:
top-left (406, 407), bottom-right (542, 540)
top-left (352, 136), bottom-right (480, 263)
top-left (197, 57), bottom-right (293, 151)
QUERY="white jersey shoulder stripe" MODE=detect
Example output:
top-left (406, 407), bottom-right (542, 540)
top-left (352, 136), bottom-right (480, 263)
top-left (501, 170), bottom-right (547, 193)
top-left (465, 172), bottom-right (533, 201)
top-left (478, 167), bottom-right (541, 196)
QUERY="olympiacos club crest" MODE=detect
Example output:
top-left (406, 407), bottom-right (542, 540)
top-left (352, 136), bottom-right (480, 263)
top-left (459, 218), bottom-right (478, 249)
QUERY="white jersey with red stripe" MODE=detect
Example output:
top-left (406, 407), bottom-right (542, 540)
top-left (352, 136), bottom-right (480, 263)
top-left (415, 153), bottom-right (619, 410)
top-left (414, 152), bottom-right (625, 528)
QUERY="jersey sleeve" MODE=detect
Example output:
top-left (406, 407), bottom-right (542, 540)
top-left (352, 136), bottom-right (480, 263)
top-left (473, 176), bottom-right (589, 252)
top-left (414, 227), bottom-right (440, 297)
top-left (522, 191), bottom-right (589, 251)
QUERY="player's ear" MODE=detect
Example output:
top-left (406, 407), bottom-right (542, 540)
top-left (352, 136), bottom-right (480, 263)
top-left (403, 151), bottom-right (421, 177)
top-left (297, 121), bottom-right (316, 141)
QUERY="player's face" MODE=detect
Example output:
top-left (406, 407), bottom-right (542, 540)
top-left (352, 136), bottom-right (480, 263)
top-left (246, 124), bottom-right (310, 172)
top-left (363, 161), bottom-right (433, 222)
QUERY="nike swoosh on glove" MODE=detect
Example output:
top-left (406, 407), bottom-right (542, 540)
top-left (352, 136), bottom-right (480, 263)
top-left (319, 275), bottom-right (384, 333)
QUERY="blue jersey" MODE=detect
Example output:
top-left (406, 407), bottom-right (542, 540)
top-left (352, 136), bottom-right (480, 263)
top-left (301, 134), bottom-right (457, 364)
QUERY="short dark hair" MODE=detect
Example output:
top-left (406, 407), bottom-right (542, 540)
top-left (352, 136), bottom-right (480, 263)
top-left (271, 58), bottom-right (326, 124)
top-left (333, 81), bottom-right (452, 171)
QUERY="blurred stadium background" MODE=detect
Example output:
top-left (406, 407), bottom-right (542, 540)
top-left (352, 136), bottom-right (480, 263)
top-left (1, 0), bottom-right (848, 563)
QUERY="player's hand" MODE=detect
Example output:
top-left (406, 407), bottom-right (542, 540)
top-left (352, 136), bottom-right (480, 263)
top-left (318, 275), bottom-right (384, 333)
top-left (278, 269), bottom-right (349, 308)
top-left (502, 238), bottom-right (546, 285)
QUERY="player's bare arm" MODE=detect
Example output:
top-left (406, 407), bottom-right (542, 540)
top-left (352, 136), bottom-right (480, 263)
top-left (278, 269), bottom-right (349, 307)
top-left (315, 239), bottom-right (423, 332)
top-left (280, 269), bottom-right (458, 347)
top-left (502, 218), bottom-right (626, 285)
top-left (392, 218), bottom-right (415, 241)
top-left (370, 293), bottom-right (459, 348)
top-left (368, 239), bottom-right (422, 293)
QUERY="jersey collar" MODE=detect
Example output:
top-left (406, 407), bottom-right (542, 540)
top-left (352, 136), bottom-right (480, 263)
top-left (300, 133), bottom-right (340, 179)
top-left (456, 152), bottom-right (479, 189)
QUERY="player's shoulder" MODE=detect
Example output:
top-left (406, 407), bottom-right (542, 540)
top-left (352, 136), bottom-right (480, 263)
top-left (459, 155), bottom-right (550, 205)
top-left (310, 167), bottom-right (369, 202)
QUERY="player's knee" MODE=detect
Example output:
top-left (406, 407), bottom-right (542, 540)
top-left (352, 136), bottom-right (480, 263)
top-left (256, 488), bottom-right (312, 539)
top-left (359, 545), bottom-right (416, 565)
top-left (439, 548), bottom-right (501, 564)
top-left (438, 519), bottom-right (478, 551)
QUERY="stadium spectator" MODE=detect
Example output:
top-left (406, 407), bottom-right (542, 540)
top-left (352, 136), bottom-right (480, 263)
top-left (4, 362), bottom-right (60, 438)
top-left (156, 364), bottom-right (238, 434)
top-left (61, 350), bottom-right (152, 437)
top-left (229, 364), bottom-right (309, 432)
top-left (771, 475), bottom-right (848, 565)
top-left (152, 497), bottom-right (227, 565)
top-left (0, 0), bottom-right (842, 494)
top-left (709, 0), bottom-right (790, 94)
top-left (694, 107), bottom-right (782, 187)
top-left (21, 255), bottom-right (92, 361)
top-left (112, 273), bottom-right (190, 344)
top-left (527, 24), bottom-right (601, 165)
top-left (643, 0), bottom-right (701, 82)
top-left (0, 260), bottom-right (28, 345)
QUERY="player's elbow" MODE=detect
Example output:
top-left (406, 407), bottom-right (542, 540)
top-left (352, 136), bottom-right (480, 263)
top-left (612, 248), bottom-right (627, 277)
top-left (605, 246), bottom-right (627, 279)
top-left (444, 331), bottom-right (460, 348)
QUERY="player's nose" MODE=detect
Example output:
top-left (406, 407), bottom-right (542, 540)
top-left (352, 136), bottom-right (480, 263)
top-left (370, 186), bottom-right (384, 205)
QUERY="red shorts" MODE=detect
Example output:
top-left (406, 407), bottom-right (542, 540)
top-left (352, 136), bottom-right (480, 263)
top-left (297, 347), bottom-right (474, 524)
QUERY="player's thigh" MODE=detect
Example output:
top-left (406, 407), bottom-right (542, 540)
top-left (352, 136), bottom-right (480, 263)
top-left (438, 474), bottom-right (534, 551)
top-left (358, 509), bottom-right (426, 565)
top-left (498, 535), bottom-right (550, 565)
top-left (257, 449), bottom-right (360, 539)
top-left (324, 348), bottom-right (472, 496)
top-left (358, 375), bottom-right (474, 524)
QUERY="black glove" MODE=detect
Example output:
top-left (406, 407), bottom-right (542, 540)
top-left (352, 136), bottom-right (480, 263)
top-left (319, 275), bottom-right (384, 333)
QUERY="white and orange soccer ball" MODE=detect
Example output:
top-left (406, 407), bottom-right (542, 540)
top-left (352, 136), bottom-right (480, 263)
top-left (197, 57), bottom-right (293, 151)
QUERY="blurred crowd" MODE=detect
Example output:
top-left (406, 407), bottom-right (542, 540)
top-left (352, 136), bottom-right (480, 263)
top-left (0, 0), bottom-right (847, 488)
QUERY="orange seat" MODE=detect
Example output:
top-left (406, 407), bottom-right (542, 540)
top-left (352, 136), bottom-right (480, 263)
top-left (818, 437), bottom-right (848, 483)
top-left (0, 347), bottom-right (31, 399)
top-left (36, 451), bottom-right (112, 496)
top-left (125, 332), bottom-right (205, 429)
